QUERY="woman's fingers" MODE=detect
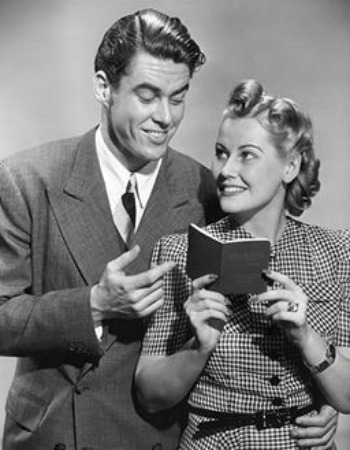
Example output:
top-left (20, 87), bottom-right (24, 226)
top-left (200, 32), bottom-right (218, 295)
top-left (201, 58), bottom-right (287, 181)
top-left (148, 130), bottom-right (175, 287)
top-left (192, 274), bottom-right (218, 292)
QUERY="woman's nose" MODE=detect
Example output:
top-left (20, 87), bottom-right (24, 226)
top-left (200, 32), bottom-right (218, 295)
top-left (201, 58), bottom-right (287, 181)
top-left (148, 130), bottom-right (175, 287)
top-left (220, 156), bottom-right (240, 178)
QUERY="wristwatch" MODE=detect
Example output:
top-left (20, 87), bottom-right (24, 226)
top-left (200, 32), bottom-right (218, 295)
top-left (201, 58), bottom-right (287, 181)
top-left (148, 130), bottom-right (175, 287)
top-left (303, 342), bottom-right (336, 374)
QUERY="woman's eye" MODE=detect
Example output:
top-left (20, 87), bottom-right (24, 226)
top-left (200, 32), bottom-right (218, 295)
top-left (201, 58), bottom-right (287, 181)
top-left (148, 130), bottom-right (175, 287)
top-left (215, 147), bottom-right (228, 159)
top-left (241, 150), bottom-right (255, 160)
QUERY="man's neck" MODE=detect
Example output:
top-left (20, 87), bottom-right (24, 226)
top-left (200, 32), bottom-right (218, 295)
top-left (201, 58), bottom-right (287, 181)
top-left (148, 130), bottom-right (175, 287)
top-left (99, 122), bottom-right (147, 172)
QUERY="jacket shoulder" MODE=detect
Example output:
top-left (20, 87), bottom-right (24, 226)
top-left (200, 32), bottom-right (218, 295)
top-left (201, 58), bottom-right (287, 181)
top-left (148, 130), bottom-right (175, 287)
top-left (167, 148), bottom-right (223, 223)
top-left (299, 220), bottom-right (350, 261)
top-left (0, 132), bottom-right (93, 192)
top-left (167, 147), bottom-right (211, 175)
top-left (303, 221), bottom-right (350, 245)
top-left (2, 135), bottom-right (81, 173)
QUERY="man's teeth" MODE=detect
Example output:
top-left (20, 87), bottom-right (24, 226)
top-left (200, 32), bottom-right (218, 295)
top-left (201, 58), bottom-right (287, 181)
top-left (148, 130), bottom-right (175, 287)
top-left (147, 130), bottom-right (165, 137)
top-left (223, 186), bottom-right (245, 193)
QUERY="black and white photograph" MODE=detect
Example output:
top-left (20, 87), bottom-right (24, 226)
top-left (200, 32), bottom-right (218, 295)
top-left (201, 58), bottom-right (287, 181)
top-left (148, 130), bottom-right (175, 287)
top-left (1, 1), bottom-right (349, 449)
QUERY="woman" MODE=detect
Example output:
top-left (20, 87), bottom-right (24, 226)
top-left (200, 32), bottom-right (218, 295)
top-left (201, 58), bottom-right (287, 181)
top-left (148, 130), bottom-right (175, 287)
top-left (135, 80), bottom-right (350, 449)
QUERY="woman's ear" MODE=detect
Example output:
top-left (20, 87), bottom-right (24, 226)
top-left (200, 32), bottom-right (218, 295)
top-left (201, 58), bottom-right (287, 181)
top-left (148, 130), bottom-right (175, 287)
top-left (93, 70), bottom-right (111, 107)
top-left (283, 151), bottom-right (302, 184)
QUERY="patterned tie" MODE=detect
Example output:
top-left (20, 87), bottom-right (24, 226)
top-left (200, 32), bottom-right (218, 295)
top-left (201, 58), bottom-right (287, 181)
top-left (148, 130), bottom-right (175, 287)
top-left (122, 174), bottom-right (136, 226)
top-left (113, 174), bottom-right (136, 246)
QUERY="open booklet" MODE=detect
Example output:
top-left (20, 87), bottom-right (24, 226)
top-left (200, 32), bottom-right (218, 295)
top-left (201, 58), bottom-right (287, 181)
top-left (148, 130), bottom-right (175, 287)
top-left (186, 223), bottom-right (271, 295)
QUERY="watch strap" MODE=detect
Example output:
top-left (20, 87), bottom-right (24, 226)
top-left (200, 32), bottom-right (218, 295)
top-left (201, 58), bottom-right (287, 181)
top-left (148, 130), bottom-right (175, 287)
top-left (303, 342), bottom-right (336, 374)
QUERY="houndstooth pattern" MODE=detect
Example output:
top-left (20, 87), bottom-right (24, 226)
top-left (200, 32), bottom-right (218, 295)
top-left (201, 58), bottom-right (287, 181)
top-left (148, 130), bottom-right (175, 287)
top-left (142, 216), bottom-right (350, 449)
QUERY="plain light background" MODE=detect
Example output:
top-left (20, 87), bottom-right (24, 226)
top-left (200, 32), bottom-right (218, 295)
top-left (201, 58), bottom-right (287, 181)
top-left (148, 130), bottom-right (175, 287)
top-left (0, 0), bottom-right (349, 447)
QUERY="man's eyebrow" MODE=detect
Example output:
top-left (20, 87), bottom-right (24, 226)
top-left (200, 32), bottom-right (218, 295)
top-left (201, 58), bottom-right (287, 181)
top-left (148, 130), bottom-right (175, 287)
top-left (134, 83), bottom-right (190, 96)
top-left (171, 84), bottom-right (190, 96)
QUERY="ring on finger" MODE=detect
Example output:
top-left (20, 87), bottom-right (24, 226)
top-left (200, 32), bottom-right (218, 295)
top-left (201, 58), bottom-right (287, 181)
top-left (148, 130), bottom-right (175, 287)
top-left (287, 301), bottom-right (299, 313)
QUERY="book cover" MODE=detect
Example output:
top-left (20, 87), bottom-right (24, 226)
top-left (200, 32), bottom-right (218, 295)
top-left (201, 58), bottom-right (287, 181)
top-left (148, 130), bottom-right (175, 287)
top-left (186, 223), bottom-right (271, 295)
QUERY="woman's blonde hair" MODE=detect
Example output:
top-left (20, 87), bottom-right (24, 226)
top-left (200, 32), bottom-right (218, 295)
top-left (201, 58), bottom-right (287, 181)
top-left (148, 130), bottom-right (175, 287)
top-left (224, 79), bottom-right (320, 216)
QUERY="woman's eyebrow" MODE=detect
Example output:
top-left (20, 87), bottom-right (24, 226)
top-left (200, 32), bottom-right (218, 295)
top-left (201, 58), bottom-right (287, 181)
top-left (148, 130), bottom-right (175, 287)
top-left (239, 144), bottom-right (264, 153)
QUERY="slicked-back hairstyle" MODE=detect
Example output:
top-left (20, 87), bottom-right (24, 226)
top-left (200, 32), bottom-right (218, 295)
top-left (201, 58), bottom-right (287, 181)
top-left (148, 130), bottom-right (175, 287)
top-left (224, 79), bottom-right (320, 216)
top-left (94, 8), bottom-right (206, 88)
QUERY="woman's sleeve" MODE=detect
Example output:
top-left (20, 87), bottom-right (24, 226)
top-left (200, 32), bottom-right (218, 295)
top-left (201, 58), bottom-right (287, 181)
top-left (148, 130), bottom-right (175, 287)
top-left (141, 234), bottom-right (193, 355)
top-left (335, 229), bottom-right (350, 347)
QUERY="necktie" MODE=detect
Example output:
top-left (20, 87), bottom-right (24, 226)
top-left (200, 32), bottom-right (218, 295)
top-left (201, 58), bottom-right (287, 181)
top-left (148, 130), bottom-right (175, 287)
top-left (113, 174), bottom-right (136, 246)
top-left (122, 174), bottom-right (136, 226)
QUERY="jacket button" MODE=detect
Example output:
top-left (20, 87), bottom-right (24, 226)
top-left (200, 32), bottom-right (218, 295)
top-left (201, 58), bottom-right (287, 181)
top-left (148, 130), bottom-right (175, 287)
top-left (272, 397), bottom-right (284, 407)
top-left (53, 444), bottom-right (66, 450)
top-left (269, 375), bottom-right (280, 386)
top-left (268, 350), bottom-right (279, 360)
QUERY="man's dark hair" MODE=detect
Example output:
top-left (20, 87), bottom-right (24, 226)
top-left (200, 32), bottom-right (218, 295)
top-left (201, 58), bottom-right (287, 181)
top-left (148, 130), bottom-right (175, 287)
top-left (94, 8), bottom-right (206, 87)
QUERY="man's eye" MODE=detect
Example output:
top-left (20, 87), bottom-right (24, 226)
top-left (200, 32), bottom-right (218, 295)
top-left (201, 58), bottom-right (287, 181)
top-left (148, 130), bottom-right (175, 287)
top-left (170, 96), bottom-right (185, 105)
top-left (137, 90), bottom-right (156, 103)
top-left (138, 95), bottom-right (155, 103)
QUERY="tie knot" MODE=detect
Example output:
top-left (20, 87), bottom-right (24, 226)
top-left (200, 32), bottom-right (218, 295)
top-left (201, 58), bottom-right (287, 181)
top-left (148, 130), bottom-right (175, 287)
top-left (126, 173), bottom-right (136, 194)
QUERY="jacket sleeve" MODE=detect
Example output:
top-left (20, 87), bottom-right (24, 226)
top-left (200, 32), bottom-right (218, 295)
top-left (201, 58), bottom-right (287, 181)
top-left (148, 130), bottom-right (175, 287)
top-left (0, 160), bottom-right (103, 363)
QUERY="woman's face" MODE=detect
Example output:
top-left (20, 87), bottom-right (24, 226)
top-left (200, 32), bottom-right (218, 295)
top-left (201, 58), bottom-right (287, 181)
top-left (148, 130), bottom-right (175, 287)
top-left (212, 117), bottom-right (294, 223)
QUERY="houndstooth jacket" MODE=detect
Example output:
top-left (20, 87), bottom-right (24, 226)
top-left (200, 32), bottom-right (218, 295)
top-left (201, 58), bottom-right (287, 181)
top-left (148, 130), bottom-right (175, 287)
top-left (142, 215), bottom-right (350, 450)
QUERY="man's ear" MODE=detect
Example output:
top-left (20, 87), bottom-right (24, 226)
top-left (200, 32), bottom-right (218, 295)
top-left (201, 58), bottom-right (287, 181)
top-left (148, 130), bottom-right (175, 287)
top-left (283, 151), bottom-right (301, 184)
top-left (93, 70), bottom-right (111, 106)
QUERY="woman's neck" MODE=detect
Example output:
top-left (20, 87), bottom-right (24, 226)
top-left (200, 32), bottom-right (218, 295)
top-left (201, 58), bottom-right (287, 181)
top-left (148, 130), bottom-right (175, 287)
top-left (235, 208), bottom-right (287, 245)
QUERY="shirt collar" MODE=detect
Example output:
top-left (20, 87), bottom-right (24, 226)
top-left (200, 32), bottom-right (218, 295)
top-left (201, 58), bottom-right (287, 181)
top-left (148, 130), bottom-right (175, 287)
top-left (95, 127), bottom-right (162, 210)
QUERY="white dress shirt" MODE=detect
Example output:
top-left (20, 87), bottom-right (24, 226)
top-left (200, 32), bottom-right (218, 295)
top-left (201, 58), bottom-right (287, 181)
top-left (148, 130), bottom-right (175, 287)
top-left (93, 127), bottom-right (162, 339)
top-left (95, 127), bottom-right (162, 231)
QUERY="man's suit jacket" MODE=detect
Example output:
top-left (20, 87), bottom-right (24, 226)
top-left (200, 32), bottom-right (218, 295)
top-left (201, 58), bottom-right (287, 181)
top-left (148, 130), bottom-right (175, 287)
top-left (0, 129), bottom-right (222, 450)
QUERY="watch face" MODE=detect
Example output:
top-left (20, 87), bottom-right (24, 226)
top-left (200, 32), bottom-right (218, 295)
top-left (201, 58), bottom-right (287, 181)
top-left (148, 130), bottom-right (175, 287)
top-left (303, 343), bottom-right (336, 374)
top-left (315, 343), bottom-right (336, 374)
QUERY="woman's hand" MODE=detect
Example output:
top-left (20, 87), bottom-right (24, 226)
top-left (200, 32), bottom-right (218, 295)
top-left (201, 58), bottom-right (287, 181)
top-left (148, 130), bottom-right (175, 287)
top-left (184, 274), bottom-right (230, 355)
top-left (252, 270), bottom-right (311, 347)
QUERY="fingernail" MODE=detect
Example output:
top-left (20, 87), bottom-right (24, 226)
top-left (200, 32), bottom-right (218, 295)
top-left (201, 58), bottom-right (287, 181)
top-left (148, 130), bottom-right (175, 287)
top-left (248, 295), bottom-right (258, 305)
top-left (208, 274), bottom-right (218, 281)
top-left (262, 269), bottom-right (272, 277)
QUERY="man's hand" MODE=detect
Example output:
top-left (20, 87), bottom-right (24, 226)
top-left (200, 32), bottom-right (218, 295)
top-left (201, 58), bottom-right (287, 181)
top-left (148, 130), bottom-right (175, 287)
top-left (290, 404), bottom-right (339, 449)
top-left (90, 245), bottom-right (175, 322)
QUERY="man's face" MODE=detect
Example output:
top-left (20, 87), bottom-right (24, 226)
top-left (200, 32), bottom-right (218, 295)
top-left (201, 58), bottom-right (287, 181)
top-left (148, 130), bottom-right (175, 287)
top-left (102, 51), bottom-right (191, 171)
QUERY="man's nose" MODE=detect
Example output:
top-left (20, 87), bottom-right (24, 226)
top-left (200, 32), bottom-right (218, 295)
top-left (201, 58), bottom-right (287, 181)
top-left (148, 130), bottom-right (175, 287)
top-left (153, 99), bottom-right (171, 126)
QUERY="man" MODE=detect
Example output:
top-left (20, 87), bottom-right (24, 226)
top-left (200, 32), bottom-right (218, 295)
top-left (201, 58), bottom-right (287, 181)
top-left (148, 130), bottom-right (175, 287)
top-left (0, 8), bottom-right (339, 450)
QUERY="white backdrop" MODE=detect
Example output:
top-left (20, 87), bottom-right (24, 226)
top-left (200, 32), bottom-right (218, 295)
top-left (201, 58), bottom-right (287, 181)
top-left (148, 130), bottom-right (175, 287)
top-left (1, 0), bottom-right (349, 447)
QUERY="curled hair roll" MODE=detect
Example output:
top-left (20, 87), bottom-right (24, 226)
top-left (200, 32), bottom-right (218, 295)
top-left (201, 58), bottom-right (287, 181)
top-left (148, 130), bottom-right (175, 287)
top-left (227, 79), bottom-right (265, 116)
top-left (225, 79), bottom-right (321, 216)
top-left (286, 144), bottom-right (320, 216)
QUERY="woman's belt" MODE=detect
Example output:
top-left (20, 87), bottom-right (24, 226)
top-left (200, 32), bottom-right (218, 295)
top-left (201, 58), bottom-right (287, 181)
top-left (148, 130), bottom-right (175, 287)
top-left (189, 404), bottom-right (315, 439)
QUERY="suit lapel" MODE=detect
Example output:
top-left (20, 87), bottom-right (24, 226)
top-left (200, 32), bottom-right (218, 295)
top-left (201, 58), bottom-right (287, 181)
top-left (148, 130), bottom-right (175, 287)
top-left (47, 131), bottom-right (126, 382)
top-left (48, 130), bottom-right (124, 286)
top-left (127, 150), bottom-right (190, 274)
top-left (48, 142), bottom-right (193, 379)
top-left (79, 150), bottom-right (192, 379)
